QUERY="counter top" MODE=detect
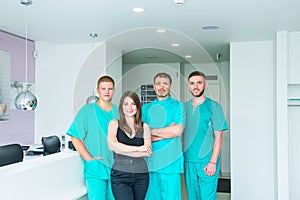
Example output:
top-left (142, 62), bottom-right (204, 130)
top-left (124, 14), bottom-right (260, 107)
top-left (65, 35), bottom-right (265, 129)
top-left (0, 151), bottom-right (86, 200)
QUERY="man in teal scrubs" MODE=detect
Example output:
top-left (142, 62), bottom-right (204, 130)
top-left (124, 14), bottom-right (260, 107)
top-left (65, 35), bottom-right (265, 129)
top-left (67, 75), bottom-right (118, 200)
top-left (184, 71), bottom-right (228, 200)
top-left (142, 72), bottom-right (186, 200)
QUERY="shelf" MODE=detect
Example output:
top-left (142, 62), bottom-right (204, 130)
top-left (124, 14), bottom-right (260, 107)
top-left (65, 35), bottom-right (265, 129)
top-left (288, 97), bottom-right (300, 101)
top-left (288, 98), bottom-right (300, 106)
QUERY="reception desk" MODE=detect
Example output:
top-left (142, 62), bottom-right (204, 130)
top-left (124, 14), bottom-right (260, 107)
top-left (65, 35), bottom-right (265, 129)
top-left (0, 151), bottom-right (86, 200)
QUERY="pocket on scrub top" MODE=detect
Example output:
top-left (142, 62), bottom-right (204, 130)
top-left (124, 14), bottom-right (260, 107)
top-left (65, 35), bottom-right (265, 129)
top-left (84, 159), bottom-right (106, 179)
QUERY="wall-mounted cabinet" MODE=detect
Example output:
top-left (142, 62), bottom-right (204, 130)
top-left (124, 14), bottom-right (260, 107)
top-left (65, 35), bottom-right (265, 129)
top-left (288, 84), bottom-right (300, 106)
top-left (288, 32), bottom-right (300, 84)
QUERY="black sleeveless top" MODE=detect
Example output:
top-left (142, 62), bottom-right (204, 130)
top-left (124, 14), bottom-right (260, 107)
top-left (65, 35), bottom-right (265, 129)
top-left (113, 123), bottom-right (144, 160)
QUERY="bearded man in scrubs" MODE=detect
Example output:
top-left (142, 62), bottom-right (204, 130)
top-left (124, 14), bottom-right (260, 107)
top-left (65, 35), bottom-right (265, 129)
top-left (184, 71), bottom-right (228, 200)
top-left (142, 72), bottom-right (186, 200)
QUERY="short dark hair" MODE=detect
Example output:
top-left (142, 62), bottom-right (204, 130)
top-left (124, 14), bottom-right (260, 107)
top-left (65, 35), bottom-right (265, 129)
top-left (188, 71), bottom-right (206, 81)
top-left (97, 75), bottom-right (115, 88)
top-left (153, 72), bottom-right (172, 84)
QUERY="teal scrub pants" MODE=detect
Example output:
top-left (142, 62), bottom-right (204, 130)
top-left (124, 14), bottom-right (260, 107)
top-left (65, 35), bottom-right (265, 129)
top-left (86, 178), bottom-right (114, 200)
top-left (146, 172), bottom-right (181, 200)
top-left (184, 162), bottom-right (220, 200)
top-left (84, 160), bottom-right (114, 200)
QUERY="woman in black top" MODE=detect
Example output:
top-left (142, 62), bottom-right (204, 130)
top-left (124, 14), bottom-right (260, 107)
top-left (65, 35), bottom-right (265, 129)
top-left (107, 91), bottom-right (152, 200)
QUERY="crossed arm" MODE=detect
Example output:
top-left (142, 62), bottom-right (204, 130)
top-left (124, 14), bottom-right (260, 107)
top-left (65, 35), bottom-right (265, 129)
top-left (107, 119), bottom-right (152, 157)
top-left (151, 123), bottom-right (184, 142)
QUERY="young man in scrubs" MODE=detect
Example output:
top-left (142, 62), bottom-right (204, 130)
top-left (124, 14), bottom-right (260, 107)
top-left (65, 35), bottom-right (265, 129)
top-left (142, 72), bottom-right (186, 200)
top-left (67, 75), bottom-right (118, 200)
top-left (184, 71), bottom-right (228, 200)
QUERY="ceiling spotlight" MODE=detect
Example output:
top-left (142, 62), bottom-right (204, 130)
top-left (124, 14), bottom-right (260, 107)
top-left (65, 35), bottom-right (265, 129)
top-left (171, 43), bottom-right (180, 47)
top-left (202, 25), bottom-right (219, 30)
top-left (156, 29), bottom-right (166, 33)
top-left (132, 7), bottom-right (145, 13)
top-left (174, 0), bottom-right (184, 6)
top-left (20, 0), bottom-right (32, 6)
top-left (185, 55), bottom-right (192, 58)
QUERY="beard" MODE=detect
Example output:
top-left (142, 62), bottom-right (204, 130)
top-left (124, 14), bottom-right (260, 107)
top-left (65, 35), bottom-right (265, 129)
top-left (191, 88), bottom-right (205, 97)
top-left (157, 93), bottom-right (169, 98)
top-left (156, 89), bottom-right (169, 98)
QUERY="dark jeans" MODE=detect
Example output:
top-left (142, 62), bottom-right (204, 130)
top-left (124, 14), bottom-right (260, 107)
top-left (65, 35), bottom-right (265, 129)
top-left (111, 159), bottom-right (149, 200)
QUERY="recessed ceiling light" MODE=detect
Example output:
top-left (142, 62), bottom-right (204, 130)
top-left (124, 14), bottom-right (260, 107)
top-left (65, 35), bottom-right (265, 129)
top-left (172, 43), bottom-right (180, 47)
top-left (185, 55), bottom-right (192, 58)
top-left (132, 7), bottom-right (145, 13)
top-left (20, 0), bottom-right (32, 6)
top-left (156, 29), bottom-right (166, 33)
top-left (202, 25), bottom-right (219, 30)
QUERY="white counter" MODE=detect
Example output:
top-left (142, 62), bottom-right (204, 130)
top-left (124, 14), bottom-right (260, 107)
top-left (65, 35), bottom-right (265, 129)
top-left (0, 151), bottom-right (86, 200)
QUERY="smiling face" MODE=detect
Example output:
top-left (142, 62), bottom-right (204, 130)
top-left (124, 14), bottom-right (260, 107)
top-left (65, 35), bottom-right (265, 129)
top-left (153, 76), bottom-right (171, 100)
top-left (122, 96), bottom-right (137, 117)
top-left (188, 75), bottom-right (207, 97)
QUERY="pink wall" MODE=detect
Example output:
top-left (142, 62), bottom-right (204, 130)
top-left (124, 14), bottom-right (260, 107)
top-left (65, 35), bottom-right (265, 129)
top-left (0, 30), bottom-right (35, 145)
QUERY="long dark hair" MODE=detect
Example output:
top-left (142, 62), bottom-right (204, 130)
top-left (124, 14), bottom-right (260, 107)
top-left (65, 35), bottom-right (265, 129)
top-left (119, 91), bottom-right (143, 136)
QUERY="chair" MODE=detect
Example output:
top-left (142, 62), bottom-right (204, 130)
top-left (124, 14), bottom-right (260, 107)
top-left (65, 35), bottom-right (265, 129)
top-left (0, 143), bottom-right (24, 167)
top-left (68, 140), bottom-right (76, 151)
top-left (41, 135), bottom-right (61, 156)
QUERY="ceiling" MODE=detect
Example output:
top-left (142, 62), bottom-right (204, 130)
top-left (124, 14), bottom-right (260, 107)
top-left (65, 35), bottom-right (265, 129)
top-left (0, 0), bottom-right (299, 64)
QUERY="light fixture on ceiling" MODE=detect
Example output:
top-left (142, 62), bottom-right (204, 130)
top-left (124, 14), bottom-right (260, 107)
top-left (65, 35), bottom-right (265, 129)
top-left (20, 0), bottom-right (32, 6)
top-left (171, 43), bottom-right (180, 47)
top-left (132, 7), bottom-right (145, 13)
top-left (15, 0), bottom-right (38, 111)
top-left (202, 25), bottom-right (220, 30)
top-left (174, 0), bottom-right (184, 6)
top-left (156, 29), bottom-right (166, 33)
top-left (185, 55), bottom-right (192, 58)
top-left (86, 32), bottom-right (100, 104)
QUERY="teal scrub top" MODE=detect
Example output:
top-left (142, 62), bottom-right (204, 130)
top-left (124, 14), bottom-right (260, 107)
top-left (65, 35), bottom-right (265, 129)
top-left (142, 97), bottom-right (186, 173)
top-left (183, 98), bottom-right (228, 162)
top-left (67, 102), bottom-right (118, 178)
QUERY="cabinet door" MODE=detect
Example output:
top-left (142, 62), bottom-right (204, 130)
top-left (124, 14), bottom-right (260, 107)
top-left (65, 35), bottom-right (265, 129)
top-left (288, 32), bottom-right (300, 84)
top-left (288, 106), bottom-right (300, 200)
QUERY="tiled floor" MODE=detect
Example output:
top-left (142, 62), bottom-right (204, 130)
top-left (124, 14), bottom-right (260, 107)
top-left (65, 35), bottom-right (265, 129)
top-left (78, 192), bottom-right (231, 199)
top-left (217, 192), bottom-right (231, 200)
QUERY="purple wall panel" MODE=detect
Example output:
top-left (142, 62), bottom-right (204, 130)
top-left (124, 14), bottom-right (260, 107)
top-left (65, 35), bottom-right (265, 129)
top-left (0, 110), bottom-right (34, 145)
top-left (0, 31), bottom-right (35, 82)
top-left (0, 30), bottom-right (35, 146)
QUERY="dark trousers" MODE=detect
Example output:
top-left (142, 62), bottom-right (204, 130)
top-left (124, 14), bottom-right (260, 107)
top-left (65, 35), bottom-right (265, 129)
top-left (111, 159), bottom-right (149, 200)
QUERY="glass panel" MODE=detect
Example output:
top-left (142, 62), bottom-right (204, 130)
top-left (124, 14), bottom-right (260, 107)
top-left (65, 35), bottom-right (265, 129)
top-left (0, 50), bottom-right (10, 122)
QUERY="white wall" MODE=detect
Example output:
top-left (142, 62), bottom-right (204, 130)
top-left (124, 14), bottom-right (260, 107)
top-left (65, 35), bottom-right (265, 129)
top-left (276, 31), bottom-right (289, 200)
top-left (35, 42), bottom-right (95, 142)
top-left (106, 42), bottom-right (123, 105)
top-left (286, 31), bottom-right (300, 200)
top-left (230, 41), bottom-right (276, 200)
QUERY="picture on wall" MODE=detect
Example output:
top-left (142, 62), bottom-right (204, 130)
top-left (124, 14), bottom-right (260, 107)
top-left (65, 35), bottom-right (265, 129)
top-left (0, 50), bottom-right (11, 122)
